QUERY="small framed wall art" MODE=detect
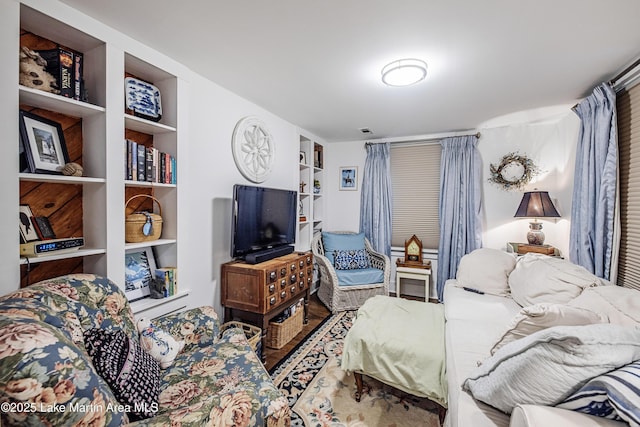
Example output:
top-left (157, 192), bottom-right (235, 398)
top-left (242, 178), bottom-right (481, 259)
top-left (19, 110), bottom-right (70, 174)
top-left (19, 204), bottom-right (39, 243)
top-left (124, 246), bottom-right (157, 301)
top-left (339, 166), bottom-right (358, 191)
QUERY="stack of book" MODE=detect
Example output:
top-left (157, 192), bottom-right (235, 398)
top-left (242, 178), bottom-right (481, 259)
top-left (125, 139), bottom-right (176, 184)
top-left (38, 46), bottom-right (84, 101)
top-left (154, 267), bottom-right (178, 297)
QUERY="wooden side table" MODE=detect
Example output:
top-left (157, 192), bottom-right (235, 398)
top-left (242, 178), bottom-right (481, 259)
top-left (395, 260), bottom-right (431, 301)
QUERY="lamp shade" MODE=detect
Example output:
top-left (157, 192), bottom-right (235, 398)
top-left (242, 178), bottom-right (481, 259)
top-left (514, 191), bottom-right (560, 218)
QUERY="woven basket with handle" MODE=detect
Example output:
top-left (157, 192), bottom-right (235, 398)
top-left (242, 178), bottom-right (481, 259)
top-left (125, 194), bottom-right (163, 243)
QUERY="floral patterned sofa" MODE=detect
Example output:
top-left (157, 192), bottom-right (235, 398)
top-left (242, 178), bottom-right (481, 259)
top-left (0, 274), bottom-right (290, 426)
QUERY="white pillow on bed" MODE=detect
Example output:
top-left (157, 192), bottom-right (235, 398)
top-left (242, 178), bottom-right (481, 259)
top-left (508, 254), bottom-right (604, 307)
top-left (455, 248), bottom-right (517, 296)
top-left (490, 303), bottom-right (609, 355)
top-left (463, 323), bottom-right (640, 414)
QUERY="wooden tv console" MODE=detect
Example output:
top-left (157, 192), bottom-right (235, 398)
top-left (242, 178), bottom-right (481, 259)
top-left (221, 251), bottom-right (313, 360)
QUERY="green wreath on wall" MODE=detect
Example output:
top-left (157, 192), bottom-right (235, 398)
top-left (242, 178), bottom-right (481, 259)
top-left (488, 152), bottom-right (540, 191)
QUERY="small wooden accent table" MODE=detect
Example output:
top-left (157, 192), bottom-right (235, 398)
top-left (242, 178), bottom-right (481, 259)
top-left (395, 259), bottom-right (431, 301)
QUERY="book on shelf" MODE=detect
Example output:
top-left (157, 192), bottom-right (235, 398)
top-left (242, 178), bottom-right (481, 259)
top-left (37, 46), bottom-right (83, 100)
top-left (155, 267), bottom-right (178, 297)
top-left (171, 156), bottom-right (177, 185)
top-left (151, 147), bottom-right (158, 183)
top-left (124, 140), bottom-right (177, 184)
top-left (136, 144), bottom-right (146, 181)
top-left (125, 140), bottom-right (132, 180)
top-left (145, 147), bottom-right (153, 182)
top-left (74, 51), bottom-right (83, 101)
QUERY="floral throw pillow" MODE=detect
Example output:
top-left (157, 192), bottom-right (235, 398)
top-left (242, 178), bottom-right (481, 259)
top-left (83, 328), bottom-right (160, 420)
top-left (333, 249), bottom-right (371, 270)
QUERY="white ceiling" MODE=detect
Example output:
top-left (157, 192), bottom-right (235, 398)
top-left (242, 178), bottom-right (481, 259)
top-left (59, 0), bottom-right (640, 142)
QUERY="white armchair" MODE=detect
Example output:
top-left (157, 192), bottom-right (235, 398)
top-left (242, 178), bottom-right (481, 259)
top-left (312, 231), bottom-right (390, 313)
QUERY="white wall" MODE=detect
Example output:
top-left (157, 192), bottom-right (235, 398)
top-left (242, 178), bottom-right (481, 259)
top-left (479, 112), bottom-right (580, 256)
top-left (183, 75), bottom-right (305, 317)
top-left (324, 141), bottom-right (367, 232)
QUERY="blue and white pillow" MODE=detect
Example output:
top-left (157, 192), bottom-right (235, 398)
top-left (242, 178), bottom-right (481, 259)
top-left (333, 249), bottom-right (371, 270)
top-left (322, 232), bottom-right (366, 264)
top-left (557, 361), bottom-right (640, 425)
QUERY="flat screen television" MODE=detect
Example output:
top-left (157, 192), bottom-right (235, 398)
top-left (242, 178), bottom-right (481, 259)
top-left (231, 184), bottom-right (297, 261)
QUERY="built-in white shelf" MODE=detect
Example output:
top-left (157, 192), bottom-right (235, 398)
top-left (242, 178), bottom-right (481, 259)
top-left (19, 173), bottom-right (106, 184)
top-left (124, 114), bottom-right (176, 134)
top-left (130, 290), bottom-right (190, 315)
top-left (20, 247), bottom-right (106, 265)
top-left (19, 86), bottom-right (105, 117)
top-left (125, 239), bottom-right (177, 251)
top-left (124, 180), bottom-right (176, 189)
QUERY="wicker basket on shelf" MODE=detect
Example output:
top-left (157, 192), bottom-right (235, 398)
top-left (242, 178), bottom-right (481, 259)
top-left (220, 321), bottom-right (261, 352)
top-left (125, 194), bottom-right (163, 243)
top-left (266, 308), bottom-right (304, 349)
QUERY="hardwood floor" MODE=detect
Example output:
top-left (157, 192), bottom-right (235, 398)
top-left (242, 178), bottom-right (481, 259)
top-left (264, 292), bottom-right (331, 371)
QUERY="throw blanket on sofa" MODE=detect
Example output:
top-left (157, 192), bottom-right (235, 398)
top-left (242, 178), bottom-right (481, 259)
top-left (341, 296), bottom-right (447, 407)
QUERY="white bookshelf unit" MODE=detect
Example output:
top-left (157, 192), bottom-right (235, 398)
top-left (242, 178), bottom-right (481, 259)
top-left (297, 135), bottom-right (324, 251)
top-left (4, 1), bottom-right (188, 316)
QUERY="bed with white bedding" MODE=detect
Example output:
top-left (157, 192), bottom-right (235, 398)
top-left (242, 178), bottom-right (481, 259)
top-left (443, 248), bottom-right (633, 427)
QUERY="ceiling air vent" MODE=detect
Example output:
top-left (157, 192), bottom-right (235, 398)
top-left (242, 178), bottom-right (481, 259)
top-left (359, 127), bottom-right (373, 135)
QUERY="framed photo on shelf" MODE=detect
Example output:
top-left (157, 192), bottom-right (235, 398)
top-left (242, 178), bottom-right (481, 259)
top-left (19, 110), bottom-right (70, 174)
top-left (19, 204), bottom-right (39, 243)
top-left (124, 246), bottom-right (157, 301)
top-left (339, 166), bottom-right (358, 191)
top-left (300, 151), bottom-right (307, 165)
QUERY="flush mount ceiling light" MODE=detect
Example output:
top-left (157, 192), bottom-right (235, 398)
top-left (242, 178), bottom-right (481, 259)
top-left (381, 58), bottom-right (427, 87)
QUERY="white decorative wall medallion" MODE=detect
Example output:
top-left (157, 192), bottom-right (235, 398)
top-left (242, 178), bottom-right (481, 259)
top-left (232, 116), bottom-right (275, 183)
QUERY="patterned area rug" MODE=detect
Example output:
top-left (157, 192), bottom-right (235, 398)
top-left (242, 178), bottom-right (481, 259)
top-left (270, 311), bottom-right (442, 426)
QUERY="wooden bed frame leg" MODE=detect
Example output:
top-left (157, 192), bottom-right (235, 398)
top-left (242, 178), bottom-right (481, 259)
top-left (438, 404), bottom-right (447, 426)
top-left (354, 372), bottom-right (363, 402)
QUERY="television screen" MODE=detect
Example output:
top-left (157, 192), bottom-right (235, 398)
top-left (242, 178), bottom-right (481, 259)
top-left (231, 184), bottom-right (297, 258)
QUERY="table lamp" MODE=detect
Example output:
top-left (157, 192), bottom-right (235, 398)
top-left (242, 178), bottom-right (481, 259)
top-left (514, 191), bottom-right (560, 245)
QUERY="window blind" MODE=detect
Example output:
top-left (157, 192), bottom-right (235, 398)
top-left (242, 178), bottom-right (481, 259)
top-left (390, 143), bottom-right (441, 249)
top-left (617, 83), bottom-right (640, 290)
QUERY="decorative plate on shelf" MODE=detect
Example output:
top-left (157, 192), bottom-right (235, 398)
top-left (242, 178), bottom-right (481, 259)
top-left (125, 77), bottom-right (162, 122)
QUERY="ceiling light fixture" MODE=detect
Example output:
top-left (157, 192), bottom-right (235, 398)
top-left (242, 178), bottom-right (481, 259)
top-left (381, 58), bottom-right (427, 87)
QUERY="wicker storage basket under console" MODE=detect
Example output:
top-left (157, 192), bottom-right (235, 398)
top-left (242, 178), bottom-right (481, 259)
top-left (125, 194), bottom-right (163, 243)
top-left (266, 307), bottom-right (304, 349)
top-left (221, 321), bottom-right (261, 352)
